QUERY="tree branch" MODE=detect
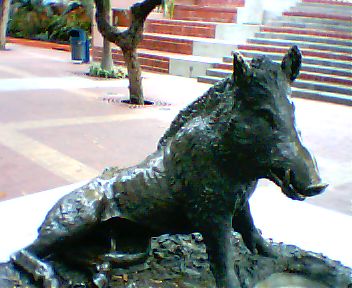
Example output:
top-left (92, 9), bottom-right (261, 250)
top-left (94, 0), bottom-right (162, 50)
top-left (94, 0), bottom-right (129, 48)
top-left (131, 0), bottom-right (163, 23)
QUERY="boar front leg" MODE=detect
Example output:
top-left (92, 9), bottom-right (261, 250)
top-left (232, 202), bottom-right (276, 257)
top-left (197, 214), bottom-right (239, 288)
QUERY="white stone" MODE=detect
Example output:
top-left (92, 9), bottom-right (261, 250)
top-left (169, 58), bottom-right (216, 78)
top-left (192, 40), bottom-right (235, 58)
top-left (215, 24), bottom-right (260, 42)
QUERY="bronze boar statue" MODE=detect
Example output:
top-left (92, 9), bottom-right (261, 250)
top-left (10, 46), bottom-right (328, 288)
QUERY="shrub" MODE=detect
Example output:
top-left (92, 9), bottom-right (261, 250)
top-left (88, 63), bottom-right (127, 79)
top-left (8, 1), bottom-right (53, 39)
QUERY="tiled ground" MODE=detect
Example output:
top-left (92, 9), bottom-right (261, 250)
top-left (0, 43), bottom-right (351, 217)
top-left (0, 43), bottom-right (209, 199)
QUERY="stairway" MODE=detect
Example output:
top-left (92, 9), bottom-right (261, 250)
top-left (198, 0), bottom-right (352, 105)
top-left (93, 0), bottom-right (246, 75)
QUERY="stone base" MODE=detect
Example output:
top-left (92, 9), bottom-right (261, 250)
top-left (1, 233), bottom-right (351, 288)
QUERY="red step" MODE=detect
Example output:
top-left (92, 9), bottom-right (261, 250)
top-left (195, 0), bottom-right (244, 7)
top-left (213, 62), bottom-right (232, 70)
top-left (145, 19), bottom-right (216, 38)
top-left (238, 45), bottom-right (352, 61)
top-left (93, 47), bottom-right (170, 74)
top-left (139, 34), bottom-right (193, 54)
top-left (261, 26), bottom-right (352, 40)
top-left (283, 11), bottom-right (352, 22)
top-left (302, 0), bottom-right (352, 6)
top-left (112, 9), bottom-right (131, 27)
top-left (173, 5), bottom-right (237, 22)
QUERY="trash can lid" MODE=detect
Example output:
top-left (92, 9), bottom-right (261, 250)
top-left (69, 28), bottom-right (86, 40)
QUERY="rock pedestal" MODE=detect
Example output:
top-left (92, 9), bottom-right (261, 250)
top-left (1, 232), bottom-right (351, 288)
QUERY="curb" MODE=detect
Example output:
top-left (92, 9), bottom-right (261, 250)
top-left (7, 37), bottom-right (71, 52)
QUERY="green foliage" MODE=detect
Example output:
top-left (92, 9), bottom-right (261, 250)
top-left (8, 0), bottom-right (53, 39)
top-left (48, 13), bottom-right (91, 42)
top-left (8, 0), bottom-right (92, 42)
top-left (88, 62), bottom-right (127, 79)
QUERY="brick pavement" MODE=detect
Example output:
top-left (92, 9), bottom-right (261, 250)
top-left (0, 43), bottom-right (351, 216)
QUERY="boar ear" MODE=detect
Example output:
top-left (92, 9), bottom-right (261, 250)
top-left (232, 51), bottom-right (250, 86)
top-left (281, 45), bottom-right (302, 82)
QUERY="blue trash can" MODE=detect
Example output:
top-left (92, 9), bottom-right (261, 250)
top-left (69, 28), bottom-right (90, 63)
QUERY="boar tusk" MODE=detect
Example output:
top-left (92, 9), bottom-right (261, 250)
top-left (283, 169), bottom-right (291, 187)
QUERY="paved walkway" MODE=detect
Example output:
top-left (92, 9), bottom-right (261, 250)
top-left (0, 43), bottom-right (351, 217)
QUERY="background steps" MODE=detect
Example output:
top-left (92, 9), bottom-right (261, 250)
top-left (282, 11), bottom-right (352, 22)
top-left (289, 5), bottom-right (352, 15)
top-left (95, 0), bottom-right (243, 78)
top-left (223, 53), bottom-right (352, 69)
top-left (140, 33), bottom-right (194, 54)
top-left (213, 61), bottom-right (352, 78)
top-left (260, 26), bottom-right (351, 40)
top-left (254, 32), bottom-right (352, 47)
top-left (93, 48), bottom-right (170, 74)
top-left (96, 0), bottom-right (352, 106)
top-left (198, 75), bottom-right (352, 105)
top-left (237, 44), bottom-right (352, 61)
top-left (247, 38), bottom-right (352, 54)
top-left (198, 0), bottom-right (352, 106)
top-left (139, 32), bottom-right (241, 57)
top-left (302, 0), bottom-right (352, 6)
top-left (267, 21), bottom-right (352, 32)
top-left (199, 74), bottom-right (351, 95)
top-left (293, 79), bottom-right (351, 95)
top-left (277, 15), bottom-right (352, 26)
top-left (93, 47), bottom-right (219, 74)
top-left (145, 19), bottom-right (216, 38)
top-left (291, 87), bottom-right (352, 106)
top-left (205, 67), bottom-right (352, 86)
top-left (173, 5), bottom-right (238, 22)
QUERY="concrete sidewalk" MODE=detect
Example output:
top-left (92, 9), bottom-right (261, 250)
top-left (0, 43), bottom-right (351, 217)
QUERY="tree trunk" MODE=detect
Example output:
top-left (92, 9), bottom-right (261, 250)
top-left (101, 38), bottom-right (113, 71)
top-left (94, 0), bottom-right (162, 105)
top-left (123, 48), bottom-right (144, 105)
top-left (0, 0), bottom-right (11, 50)
top-left (100, 0), bottom-right (113, 71)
